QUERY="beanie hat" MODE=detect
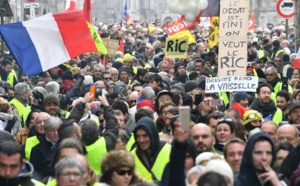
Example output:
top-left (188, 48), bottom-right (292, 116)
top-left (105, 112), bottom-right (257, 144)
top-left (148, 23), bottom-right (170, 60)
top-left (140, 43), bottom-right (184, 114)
top-left (178, 73), bottom-right (188, 84)
top-left (62, 70), bottom-right (73, 80)
top-left (137, 100), bottom-right (156, 111)
top-left (205, 159), bottom-right (234, 186)
top-left (43, 94), bottom-right (60, 108)
top-left (243, 110), bottom-right (262, 125)
top-left (198, 78), bottom-right (206, 89)
top-left (123, 53), bottom-right (133, 62)
top-left (199, 70), bottom-right (210, 77)
top-left (118, 67), bottom-right (130, 75)
top-left (83, 75), bottom-right (94, 85)
top-left (233, 91), bottom-right (248, 103)
top-left (114, 58), bottom-right (124, 63)
top-left (101, 150), bottom-right (135, 173)
top-left (185, 81), bottom-right (198, 93)
top-left (155, 47), bottom-right (163, 54)
top-left (196, 152), bottom-right (215, 165)
top-left (112, 61), bottom-right (123, 69)
top-left (174, 62), bottom-right (185, 73)
top-left (114, 51), bottom-right (123, 60)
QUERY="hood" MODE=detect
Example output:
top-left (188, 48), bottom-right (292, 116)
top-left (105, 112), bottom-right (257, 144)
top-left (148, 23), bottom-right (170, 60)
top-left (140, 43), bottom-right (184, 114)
top-left (19, 161), bottom-right (34, 178)
top-left (238, 132), bottom-right (275, 185)
top-left (133, 116), bottom-right (159, 156)
top-left (0, 161), bottom-right (33, 186)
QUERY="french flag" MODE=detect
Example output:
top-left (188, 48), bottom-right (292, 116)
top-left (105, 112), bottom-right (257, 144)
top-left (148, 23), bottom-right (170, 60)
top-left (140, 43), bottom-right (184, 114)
top-left (293, 47), bottom-right (300, 68)
top-left (0, 10), bottom-right (97, 75)
top-left (123, 1), bottom-right (130, 25)
top-left (65, 0), bottom-right (76, 11)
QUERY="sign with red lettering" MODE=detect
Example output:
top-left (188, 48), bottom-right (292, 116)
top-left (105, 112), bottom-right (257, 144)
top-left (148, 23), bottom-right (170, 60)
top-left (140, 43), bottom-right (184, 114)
top-left (276, 0), bottom-right (294, 19)
top-left (166, 20), bottom-right (187, 36)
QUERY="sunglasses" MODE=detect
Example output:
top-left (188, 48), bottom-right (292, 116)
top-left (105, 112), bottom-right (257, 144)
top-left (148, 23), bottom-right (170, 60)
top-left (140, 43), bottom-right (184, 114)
top-left (104, 78), bottom-right (112, 80)
top-left (116, 169), bottom-right (132, 176)
top-left (245, 113), bottom-right (262, 120)
top-left (130, 100), bottom-right (136, 103)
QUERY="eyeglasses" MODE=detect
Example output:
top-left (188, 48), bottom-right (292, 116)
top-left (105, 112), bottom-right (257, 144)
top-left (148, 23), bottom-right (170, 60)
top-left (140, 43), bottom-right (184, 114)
top-left (245, 112), bottom-right (262, 120)
top-left (111, 74), bottom-right (118, 76)
top-left (60, 171), bottom-right (82, 179)
top-left (116, 169), bottom-right (133, 176)
top-left (130, 100), bottom-right (136, 103)
top-left (266, 74), bottom-right (274, 76)
top-left (104, 78), bottom-right (112, 80)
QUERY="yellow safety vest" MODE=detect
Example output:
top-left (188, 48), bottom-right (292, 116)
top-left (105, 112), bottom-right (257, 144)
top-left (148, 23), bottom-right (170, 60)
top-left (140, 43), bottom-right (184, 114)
top-left (272, 108), bottom-right (283, 125)
top-left (131, 143), bottom-right (171, 182)
top-left (258, 49), bottom-right (265, 59)
top-left (125, 134), bottom-right (135, 152)
top-left (24, 136), bottom-right (40, 160)
top-left (0, 69), bottom-right (17, 87)
top-left (86, 137), bottom-right (107, 175)
top-left (10, 98), bottom-right (28, 119)
top-left (46, 178), bottom-right (56, 186)
top-left (273, 82), bottom-right (293, 95)
top-left (218, 92), bottom-right (229, 108)
top-left (22, 106), bottom-right (32, 125)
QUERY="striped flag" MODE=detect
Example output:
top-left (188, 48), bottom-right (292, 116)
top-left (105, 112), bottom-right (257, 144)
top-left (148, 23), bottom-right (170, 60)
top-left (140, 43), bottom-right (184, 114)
top-left (0, 11), bottom-right (100, 75)
top-left (123, 1), bottom-right (130, 25)
top-left (248, 12), bottom-right (255, 33)
top-left (65, 0), bottom-right (76, 11)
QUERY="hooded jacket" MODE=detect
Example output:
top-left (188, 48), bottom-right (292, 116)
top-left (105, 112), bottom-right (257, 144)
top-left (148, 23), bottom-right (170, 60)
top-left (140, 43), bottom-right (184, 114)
top-left (237, 132), bottom-right (275, 186)
top-left (0, 161), bottom-right (42, 186)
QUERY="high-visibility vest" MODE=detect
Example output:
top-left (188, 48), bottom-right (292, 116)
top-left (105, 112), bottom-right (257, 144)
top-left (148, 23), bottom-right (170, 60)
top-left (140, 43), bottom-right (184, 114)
top-left (273, 82), bottom-right (293, 95)
top-left (272, 108), bottom-right (283, 125)
top-left (24, 136), bottom-right (40, 160)
top-left (0, 69), bottom-right (17, 87)
top-left (218, 92), bottom-right (229, 108)
top-left (10, 98), bottom-right (28, 119)
top-left (86, 137), bottom-right (107, 175)
top-left (22, 106), bottom-right (32, 125)
top-left (131, 143), bottom-right (171, 182)
top-left (125, 134), bottom-right (135, 152)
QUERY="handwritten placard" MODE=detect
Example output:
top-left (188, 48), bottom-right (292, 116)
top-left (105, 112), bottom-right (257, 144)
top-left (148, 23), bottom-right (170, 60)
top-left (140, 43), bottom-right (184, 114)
top-left (205, 76), bottom-right (258, 93)
top-left (102, 38), bottom-right (120, 57)
top-left (218, 0), bottom-right (248, 77)
top-left (165, 37), bottom-right (189, 58)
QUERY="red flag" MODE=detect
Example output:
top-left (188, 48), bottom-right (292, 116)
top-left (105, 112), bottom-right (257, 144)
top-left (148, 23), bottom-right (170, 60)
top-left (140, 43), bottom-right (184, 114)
top-left (65, 0), bottom-right (76, 11)
top-left (118, 36), bottom-right (124, 54)
top-left (83, 0), bottom-right (92, 22)
top-left (248, 12), bottom-right (255, 33)
top-left (293, 47), bottom-right (300, 67)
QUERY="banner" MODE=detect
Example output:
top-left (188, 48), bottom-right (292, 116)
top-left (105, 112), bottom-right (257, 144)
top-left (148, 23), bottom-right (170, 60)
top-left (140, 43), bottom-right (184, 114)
top-left (166, 20), bottom-right (196, 44)
top-left (208, 17), bottom-right (219, 48)
top-left (165, 37), bottom-right (189, 58)
top-left (248, 12), bottom-right (255, 33)
top-left (102, 38), bottom-right (119, 57)
top-left (218, 0), bottom-right (248, 77)
top-left (205, 76), bottom-right (258, 93)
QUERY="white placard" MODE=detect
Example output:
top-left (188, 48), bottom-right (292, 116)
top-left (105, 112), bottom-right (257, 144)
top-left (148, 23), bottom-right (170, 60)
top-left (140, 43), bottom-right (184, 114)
top-left (205, 76), bottom-right (258, 93)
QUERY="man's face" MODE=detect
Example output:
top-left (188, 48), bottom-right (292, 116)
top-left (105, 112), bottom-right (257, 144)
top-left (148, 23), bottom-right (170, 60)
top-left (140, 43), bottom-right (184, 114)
top-left (161, 105), bottom-right (174, 122)
top-left (159, 63), bottom-right (168, 72)
top-left (208, 117), bottom-right (219, 134)
top-left (276, 96), bottom-right (287, 111)
top-left (90, 61), bottom-right (97, 69)
top-left (35, 114), bottom-right (50, 134)
top-left (252, 141), bottom-right (273, 172)
top-left (158, 95), bottom-right (172, 107)
top-left (265, 69), bottom-right (277, 82)
top-left (93, 68), bottom-right (102, 78)
top-left (136, 129), bottom-right (151, 152)
top-left (2, 64), bottom-right (12, 74)
top-left (258, 86), bottom-right (271, 104)
top-left (177, 66), bottom-right (186, 74)
top-left (95, 81), bottom-right (106, 90)
top-left (289, 107), bottom-right (300, 124)
top-left (56, 167), bottom-right (83, 186)
top-left (103, 74), bottom-right (112, 84)
top-left (225, 143), bottom-right (245, 174)
top-left (44, 102), bottom-right (59, 116)
top-left (191, 125), bottom-right (215, 154)
top-left (45, 128), bottom-right (59, 143)
top-left (115, 114), bottom-right (125, 130)
top-left (277, 126), bottom-right (298, 146)
top-left (261, 124), bottom-right (277, 143)
top-left (115, 137), bottom-right (126, 150)
top-left (194, 62), bottom-right (203, 72)
top-left (275, 149), bottom-right (289, 168)
top-left (110, 70), bottom-right (119, 82)
top-left (0, 153), bottom-right (23, 179)
top-left (274, 57), bottom-right (282, 67)
top-left (238, 98), bottom-right (249, 108)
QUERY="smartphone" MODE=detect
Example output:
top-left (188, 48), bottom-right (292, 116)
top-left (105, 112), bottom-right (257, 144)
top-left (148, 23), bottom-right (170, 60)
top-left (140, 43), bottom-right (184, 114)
top-left (247, 62), bottom-right (252, 67)
top-left (195, 94), bottom-right (203, 105)
top-left (90, 85), bottom-right (95, 101)
top-left (209, 99), bottom-right (223, 107)
top-left (179, 106), bottom-right (190, 131)
top-left (95, 87), bottom-right (102, 98)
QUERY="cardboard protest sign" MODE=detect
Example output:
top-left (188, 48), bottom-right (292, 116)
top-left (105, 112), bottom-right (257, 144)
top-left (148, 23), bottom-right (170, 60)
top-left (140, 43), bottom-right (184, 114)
top-left (102, 38), bottom-right (119, 57)
top-left (218, 0), bottom-right (248, 76)
top-left (205, 76), bottom-right (258, 93)
top-left (166, 20), bottom-right (196, 44)
top-left (165, 37), bottom-right (189, 58)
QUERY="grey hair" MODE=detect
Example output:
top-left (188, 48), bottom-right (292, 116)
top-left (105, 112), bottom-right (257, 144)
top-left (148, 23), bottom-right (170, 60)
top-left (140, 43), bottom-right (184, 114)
top-left (46, 81), bottom-right (60, 94)
top-left (108, 67), bottom-right (118, 74)
top-left (265, 66), bottom-right (278, 74)
top-left (118, 130), bottom-right (129, 144)
top-left (44, 116), bottom-right (62, 131)
top-left (55, 157), bottom-right (85, 177)
top-left (113, 110), bottom-right (123, 116)
top-left (140, 86), bottom-right (155, 100)
top-left (158, 61), bottom-right (168, 69)
top-left (32, 86), bottom-right (48, 97)
top-left (34, 112), bottom-right (50, 125)
top-left (14, 83), bottom-right (30, 96)
top-left (94, 64), bottom-right (105, 71)
top-left (290, 53), bottom-right (297, 58)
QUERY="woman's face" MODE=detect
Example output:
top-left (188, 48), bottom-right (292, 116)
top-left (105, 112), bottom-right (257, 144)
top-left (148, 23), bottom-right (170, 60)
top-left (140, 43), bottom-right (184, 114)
top-left (120, 71), bottom-right (128, 82)
top-left (216, 123), bottom-right (232, 143)
top-left (29, 111), bottom-right (39, 128)
top-left (292, 69), bottom-right (300, 79)
top-left (111, 167), bottom-right (132, 186)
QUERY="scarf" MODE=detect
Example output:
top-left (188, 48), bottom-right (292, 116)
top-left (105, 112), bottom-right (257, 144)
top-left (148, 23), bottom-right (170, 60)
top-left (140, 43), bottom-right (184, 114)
top-left (250, 99), bottom-right (277, 118)
top-left (267, 77), bottom-right (280, 89)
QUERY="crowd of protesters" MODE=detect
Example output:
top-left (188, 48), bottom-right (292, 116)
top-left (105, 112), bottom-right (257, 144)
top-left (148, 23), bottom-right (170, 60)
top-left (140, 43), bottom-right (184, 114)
top-left (0, 19), bottom-right (299, 186)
